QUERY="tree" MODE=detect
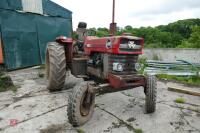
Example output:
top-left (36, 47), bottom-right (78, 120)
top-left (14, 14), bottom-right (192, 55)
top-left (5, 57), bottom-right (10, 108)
top-left (178, 26), bottom-right (200, 48)
top-left (125, 25), bottom-right (133, 30)
top-left (93, 18), bottom-right (200, 48)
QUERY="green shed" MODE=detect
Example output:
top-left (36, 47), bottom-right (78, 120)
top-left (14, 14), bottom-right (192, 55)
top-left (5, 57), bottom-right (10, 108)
top-left (0, 0), bottom-right (72, 70)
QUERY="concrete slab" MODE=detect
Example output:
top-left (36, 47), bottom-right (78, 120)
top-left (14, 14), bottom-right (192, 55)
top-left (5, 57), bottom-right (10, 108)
top-left (0, 67), bottom-right (199, 133)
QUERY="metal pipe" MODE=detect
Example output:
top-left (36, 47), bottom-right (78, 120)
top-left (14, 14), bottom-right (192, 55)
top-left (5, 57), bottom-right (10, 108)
top-left (112, 0), bottom-right (115, 23)
top-left (110, 0), bottom-right (116, 35)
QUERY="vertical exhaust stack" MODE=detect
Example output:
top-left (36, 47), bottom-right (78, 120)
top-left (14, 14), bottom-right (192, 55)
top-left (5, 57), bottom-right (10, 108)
top-left (76, 22), bottom-right (87, 43)
top-left (109, 0), bottom-right (117, 35)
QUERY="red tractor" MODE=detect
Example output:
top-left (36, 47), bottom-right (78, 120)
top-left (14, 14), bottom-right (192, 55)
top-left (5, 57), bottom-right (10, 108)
top-left (45, 22), bottom-right (157, 126)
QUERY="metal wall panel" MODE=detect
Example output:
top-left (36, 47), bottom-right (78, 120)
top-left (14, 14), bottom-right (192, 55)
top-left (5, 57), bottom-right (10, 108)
top-left (0, 10), bottom-right (41, 70)
top-left (22, 0), bottom-right (43, 14)
top-left (0, 0), bottom-right (72, 70)
top-left (0, 0), bottom-right (22, 10)
top-left (36, 16), bottom-right (72, 63)
top-left (43, 0), bottom-right (72, 19)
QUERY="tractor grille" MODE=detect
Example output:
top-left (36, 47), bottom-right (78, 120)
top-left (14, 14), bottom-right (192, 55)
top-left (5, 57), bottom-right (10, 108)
top-left (108, 54), bottom-right (138, 75)
top-left (119, 38), bottom-right (142, 52)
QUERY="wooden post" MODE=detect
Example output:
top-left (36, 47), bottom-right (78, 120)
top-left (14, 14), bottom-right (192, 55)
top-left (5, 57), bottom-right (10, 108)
top-left (168, 86), bottom-right (200, 96)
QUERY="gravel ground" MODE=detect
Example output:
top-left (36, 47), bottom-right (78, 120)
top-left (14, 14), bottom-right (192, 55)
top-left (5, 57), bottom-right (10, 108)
top-left (0, 67), bottom-right (200, 133)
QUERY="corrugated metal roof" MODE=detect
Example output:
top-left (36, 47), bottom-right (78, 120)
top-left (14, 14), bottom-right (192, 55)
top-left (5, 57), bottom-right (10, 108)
top-left (0, 0), bottom-right (72, 19)
top-left (22, 0), bottom-right (43, 14)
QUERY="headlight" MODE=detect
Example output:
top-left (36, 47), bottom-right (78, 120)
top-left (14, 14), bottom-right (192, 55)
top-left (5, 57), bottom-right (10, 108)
top-left (135, 63), bottom-right (142, 71)
top-left (113, 63), bottom-right (123, 72)
top-left (106, 39), bottom-right (112, 48)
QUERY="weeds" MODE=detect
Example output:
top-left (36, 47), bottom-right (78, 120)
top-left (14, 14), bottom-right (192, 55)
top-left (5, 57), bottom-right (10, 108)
top-left (36, 64), bottom-right (45, 69)
top-left (134, 128), bottom-right (143, 133)
top-left (111, 120), bottom-right (143, 133)
top-left (38, 73), bottom-right (45, 78)
top-left (137, 56), bottom-right (147, 75)
top-left (157, 74), bottom-right (200, 86)
top-left (174, 98), bottom-right (186, 104)
top-left (0, 74), bottom-right (18, 92)
top-left (76, 128), bottom-right (85, 133)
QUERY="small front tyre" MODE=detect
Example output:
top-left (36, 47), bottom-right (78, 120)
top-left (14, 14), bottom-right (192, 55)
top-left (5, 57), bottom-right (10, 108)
top-left (67, 82), bottom-right (95, 127)
top-left (145, 75), bottom-right (157, 113)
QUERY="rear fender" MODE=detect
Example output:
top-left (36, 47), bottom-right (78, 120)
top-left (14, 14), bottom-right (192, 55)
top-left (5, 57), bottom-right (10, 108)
top-left (55, 36), bottom-right (73, 65)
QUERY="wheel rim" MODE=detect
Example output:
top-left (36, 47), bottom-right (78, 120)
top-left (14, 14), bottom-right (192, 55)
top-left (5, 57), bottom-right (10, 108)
top-left (80, 87), bottom-right (93, 116)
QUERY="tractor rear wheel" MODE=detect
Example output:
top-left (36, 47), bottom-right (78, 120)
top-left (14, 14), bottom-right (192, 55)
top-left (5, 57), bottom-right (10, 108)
top-left (46, 42), bottom-right (66, 91)
top-left (145, 75), bottom-right (157, 113)
top-left (67, 82), bottom-right (95, 127)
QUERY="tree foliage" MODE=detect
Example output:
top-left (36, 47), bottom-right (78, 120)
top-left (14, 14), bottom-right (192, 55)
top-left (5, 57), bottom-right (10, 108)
top-left (92, 19), bottom-right (200, 48)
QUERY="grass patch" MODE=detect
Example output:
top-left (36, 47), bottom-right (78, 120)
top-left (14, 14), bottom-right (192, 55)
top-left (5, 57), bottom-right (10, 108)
top-left (38, 73), bottom-right (45, 78)
top-left (36, 64), bottom-right (45, 69)
top-left (157, 74), bottom-right (200, 86)
top-left (0, 74), bottom-right (18, 92)
top-left (76, 128), bottom-right (85, 133)
top-left (134, 128), bottom-right (143, 133)
top-left (174, 98), bottom-right (186, 104)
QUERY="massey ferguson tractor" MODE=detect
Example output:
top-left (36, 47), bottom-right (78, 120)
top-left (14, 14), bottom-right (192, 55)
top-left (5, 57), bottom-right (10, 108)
top-left (45, 23), bottom-right (157, 126)
top-left (45, 1), bottom-right (157, 127)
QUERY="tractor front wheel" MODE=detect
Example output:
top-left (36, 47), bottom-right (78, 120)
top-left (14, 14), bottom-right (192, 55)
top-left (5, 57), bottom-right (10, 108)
top-left (46, 42), bottom-right (66, 91)
top-left (145, 75), bottom-right (157, 113)
top-left (67, 82), bottom-right (95, 127)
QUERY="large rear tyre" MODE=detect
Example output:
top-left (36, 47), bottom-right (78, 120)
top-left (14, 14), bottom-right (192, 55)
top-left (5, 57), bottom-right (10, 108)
top-left (46, 42), bottom-right (66, 92)
top-left (67, 82), bottom-right (95, 127)
top-left (145, 75), bottom-right (157, 113)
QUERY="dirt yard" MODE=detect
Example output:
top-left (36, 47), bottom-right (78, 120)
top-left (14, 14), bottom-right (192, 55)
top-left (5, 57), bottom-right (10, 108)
top-left (0, 67), bottom-right (200, 133)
